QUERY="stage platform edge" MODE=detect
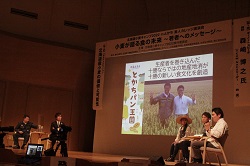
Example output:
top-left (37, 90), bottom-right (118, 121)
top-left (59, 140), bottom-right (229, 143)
top-left (0, 149), bottom-right (248, 166)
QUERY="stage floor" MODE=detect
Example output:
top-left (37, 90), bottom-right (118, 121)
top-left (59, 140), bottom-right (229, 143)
top-left (67, 151), bottom-right (249, 166)
top-left (8, 148), bottom-right (248, 166)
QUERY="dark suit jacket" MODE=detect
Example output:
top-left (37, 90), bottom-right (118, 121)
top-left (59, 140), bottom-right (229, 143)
top-left (49, 121), bottom-right (65, 140)
top-left (14, 121), bottom-right (38, 134)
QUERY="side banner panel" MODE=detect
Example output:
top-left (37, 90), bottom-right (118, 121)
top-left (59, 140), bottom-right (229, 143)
top-left (93, 42), bottom-right (106, 110)
top-left (233, 17), bottom-right (250, 107)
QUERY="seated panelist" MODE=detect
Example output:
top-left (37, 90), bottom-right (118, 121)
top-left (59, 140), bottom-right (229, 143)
top-left (166, 115), bottom-right (192, 162)
top-left (49, 112), bottom-right (65, 149)
top-left (201, 112), bottom-right (212, 136)
top-left (191, 108), bottom-right (228, 163)
top-left (13, 114), bottom-right (38, 149)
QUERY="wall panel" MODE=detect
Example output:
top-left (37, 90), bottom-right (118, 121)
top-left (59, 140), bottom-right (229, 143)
top-left (0, 32), bottom-right (95, 151)
top-left (1, 82), bottom-right (28, 127)
top-left (0, 81), bottom-right (6, 126)
top-left (26, 85), bottom-right (74, 148)
top-left (26, 86), bottom-right (73, 132)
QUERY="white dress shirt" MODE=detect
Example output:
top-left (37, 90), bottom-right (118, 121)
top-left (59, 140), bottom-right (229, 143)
top-left (174, 95), bottom-right (196, 115)
top-left (206, 118), bottom-right (228, 148)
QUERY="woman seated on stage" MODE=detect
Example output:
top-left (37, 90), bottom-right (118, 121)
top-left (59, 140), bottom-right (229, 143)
top-left (166, 115), bottom-right (192, 163)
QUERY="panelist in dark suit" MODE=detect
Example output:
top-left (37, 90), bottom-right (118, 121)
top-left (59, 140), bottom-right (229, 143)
top-left (49, 112), bottom-right (65, 149)
top-left (13, 114), bottom-right (38, 149)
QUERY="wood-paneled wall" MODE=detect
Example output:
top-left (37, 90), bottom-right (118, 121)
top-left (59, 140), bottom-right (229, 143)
top-left (0, 32), bottom-right (95, 151)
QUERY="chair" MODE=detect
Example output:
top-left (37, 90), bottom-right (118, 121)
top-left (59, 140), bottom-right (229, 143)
top-left (45, 139), bottom-right (60, 150)
top-left (5, 132), bottom-right (31, 147)
top-left (8, 132), bottom-right (32, 148)
top-left (40, 133), bottom-right (55, 150)
top-left (178, 146), bottom-right (192, 162)
top-left (178, 149), bottom-right (183, 161)
top-left (18, 137), bottom-right (25, 146)
top-left (200, 130), bottom-right (228, 166)
top-left (44, 134), bottom-right (61, 152)
top-left (188, 147), bottom-right (192, 163)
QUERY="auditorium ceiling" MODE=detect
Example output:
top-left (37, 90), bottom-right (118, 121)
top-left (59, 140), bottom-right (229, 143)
top-left (0, 0), bottom-right (249, 50)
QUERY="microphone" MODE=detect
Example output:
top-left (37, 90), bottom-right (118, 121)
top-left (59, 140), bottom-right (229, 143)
top-left (209, 119), bottom-right (213, 129)
top-left (205, 119), bottom-right (211, 124)
top-left (204, 120), bottom-right (212, 131)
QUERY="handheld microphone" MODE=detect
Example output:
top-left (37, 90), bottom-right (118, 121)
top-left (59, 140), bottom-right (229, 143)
top-left (204, 120), bottom-right (211, 126)
top-left (209, 119), bottom-right (213, 129)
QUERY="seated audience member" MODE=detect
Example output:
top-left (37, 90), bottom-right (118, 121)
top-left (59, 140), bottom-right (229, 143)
top-left (166, 115), bottom-right (192, 162)
top-left (13, 114), bottom-right (38, 149)
top-left (191, 107), bottom-right (228, 163)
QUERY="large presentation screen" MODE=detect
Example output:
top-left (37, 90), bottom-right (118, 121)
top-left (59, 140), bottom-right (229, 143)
top-left (121, 53), bottom-right (213, 135)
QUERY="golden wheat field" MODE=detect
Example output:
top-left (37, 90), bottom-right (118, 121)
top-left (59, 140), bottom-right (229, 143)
top-left (142, 80), bottom-right (212, 135)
